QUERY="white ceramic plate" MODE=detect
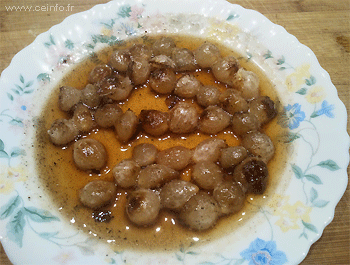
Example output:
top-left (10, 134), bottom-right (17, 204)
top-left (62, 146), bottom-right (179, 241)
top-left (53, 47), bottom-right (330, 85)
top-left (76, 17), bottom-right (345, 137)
top-left (0, 0), bottom-right (348, 264)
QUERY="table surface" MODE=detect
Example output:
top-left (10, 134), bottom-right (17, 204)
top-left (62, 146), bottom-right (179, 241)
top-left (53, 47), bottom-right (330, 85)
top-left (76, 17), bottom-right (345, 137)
top-left (0, 0), bottom-right (349, 264)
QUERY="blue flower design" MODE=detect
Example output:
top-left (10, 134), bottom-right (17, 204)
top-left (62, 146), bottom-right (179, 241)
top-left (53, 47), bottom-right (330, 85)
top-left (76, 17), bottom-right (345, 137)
top-left (312, 100), bottom-right (334, 118)
top-left (240, 238), bottom-right (287, 265)
top-left (120, 22), bottom-right (136, 35)
top-left (278, 103), bottom-right (306, 130)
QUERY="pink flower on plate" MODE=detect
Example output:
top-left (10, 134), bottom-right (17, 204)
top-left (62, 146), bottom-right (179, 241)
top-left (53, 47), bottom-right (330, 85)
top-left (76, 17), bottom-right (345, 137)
top-left (13, 98), bottom-right (31, 118)
top-left (267, 194), bottom-right (291, 216)
top-left (285, 63), bottom-right (311, 92)
top-left (7, 98), bottom-right (34, 134)
top-left (207, 18), bottom-right (240, 41)
top-left (44, 43), bottom-right (72, 70)
top-left (0, 178), bottom-right (15, 195)
top-left (101, 26), bottom-right (113, 37)
top-left (130, 5), bottom-right (145, 22)
top-left (288, 201), bottom-right (312, 223)
top-left (305, 86), bottom-right (326, 104)
top-left (140, 12), bottom-right (167, 32)
top-left (0, 166), bottom-right (28, 194)
top-left (275, 214), bottom-right (300, 233)
top-left (52, 250), bottom-right (76, 265)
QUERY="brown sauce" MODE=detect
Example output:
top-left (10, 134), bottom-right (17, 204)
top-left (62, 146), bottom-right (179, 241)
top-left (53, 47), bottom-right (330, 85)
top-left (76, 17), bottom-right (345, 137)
top-left (35, 35), bottom-right (290, 252)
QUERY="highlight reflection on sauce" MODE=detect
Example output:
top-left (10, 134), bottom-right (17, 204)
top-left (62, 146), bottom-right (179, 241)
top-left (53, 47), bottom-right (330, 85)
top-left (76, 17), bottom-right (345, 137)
top-left (35, 35), bottom-right (289, 252)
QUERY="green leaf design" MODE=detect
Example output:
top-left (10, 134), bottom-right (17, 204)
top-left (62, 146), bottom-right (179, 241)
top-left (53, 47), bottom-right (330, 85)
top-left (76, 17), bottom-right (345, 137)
top-left (10, 147), bottom-right (26, 158)
top-left (279, 66), bottom-right (286, 71)
top-left (279, 132), bottom-right (300, 143)
top-left (101, 19), bottom-right (116, 29)
top-left (296, 87), bottom-right (307, 95)
top-left (0, 195), bottom-right (21, 220)
top-left (15, 84), bottom-right (23, 91)
top-left (317, 160), bottom-right (340, 171)
top-left (175, 253), bottom-right (184, 261)
top-left (65, 39), bottom-right (74, 50)
top-left (246, 52), bottom-right (253, 60)
top-left (291, 164), bottom-right (304, 179)
top-left (299, 232), bottom-right (308, 239)
top-left (23, 89), bottom-right (34, 94)
top-left (305, 75), bottom-right (316, 86)
top-left (305, 174), bottom-right (322, 184)
top-left (25, 80), bottom-right (34, 87)
top-left (39, 231), bottom-right (59, 239)
top-left (92, 34), bottom-right (107, 44)
top-left (49, 34), bottom-right (55, 45)
top-left (199, 262), bottom-right (215, 265)
top-left (277, 56), bottom-right (285, 65)
top-left (7, 93), bottom-right (14, 101)
top-left (311, 75), bottom-right (317, 84)
top-left (310, 187), bottom-right (318, 203)
top-left (310, 111), bottom-right (319, 118)
top-left (9, 118), bottom-right (24, 127)
top-left (227, 13), bottom-right (239, 21)
top-left (226, 14), bottom-right (234, 21)
top-left (118, 5), bottom-right (131, 18)
top-left (24, 207), bottom-right (60, 222)
top-left (234, 259), bottom-right (246, 265)
top-left (107, 36), bottom-right (120, 46)
top-left (19, 74), bottom-right (25, 84)
top-left (89, 52), bottom-right (101, 64)
top-left (6, 209), bottom-right (26, 247)
top-left (186, 251), bottom-right (198, 255)
top-left (37, 73), bottom-right (51, 82)
top-left (85, 43), bottom-right (95, 49)
top-left (77, 245), bottom-right (95, 256)
top-left (0, 150), bottom-right (9, 158)
top-left (11, 89), bottom-right (20, 95)
top-left (302, 220), bottom-right (318, 233)
top-left (263, 50), bottom-right (273, 59)
top-left (312, 200), bottom-right (329, 208)
top-left (0, 139), bottom-right (4, 150)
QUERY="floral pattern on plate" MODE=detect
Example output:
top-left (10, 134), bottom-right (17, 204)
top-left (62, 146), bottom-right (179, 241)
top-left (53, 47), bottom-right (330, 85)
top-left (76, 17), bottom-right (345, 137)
top-left (0, 1), bottom-right (348, 264)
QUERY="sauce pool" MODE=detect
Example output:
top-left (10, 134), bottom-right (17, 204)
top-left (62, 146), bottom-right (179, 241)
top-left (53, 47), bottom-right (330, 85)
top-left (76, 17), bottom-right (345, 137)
top-left (34, 35), bottom-right (290, 252)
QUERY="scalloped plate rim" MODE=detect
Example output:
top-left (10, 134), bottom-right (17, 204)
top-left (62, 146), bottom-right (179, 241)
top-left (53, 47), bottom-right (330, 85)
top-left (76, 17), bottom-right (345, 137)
top-left (0, 0), bottom-right (349, 264)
